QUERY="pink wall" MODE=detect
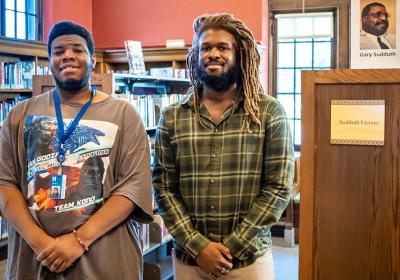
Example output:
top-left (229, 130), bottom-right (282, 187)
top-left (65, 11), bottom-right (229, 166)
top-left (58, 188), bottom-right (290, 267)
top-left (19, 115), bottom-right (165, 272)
top-left (43, 0), bottom-right (93, 40)
top-left (92, 0), bottom-right (263, 49)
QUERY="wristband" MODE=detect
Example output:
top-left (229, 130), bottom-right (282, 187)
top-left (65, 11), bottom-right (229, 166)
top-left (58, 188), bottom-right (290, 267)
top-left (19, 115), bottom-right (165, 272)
top-left (72, 229), bottom-right (89, 252)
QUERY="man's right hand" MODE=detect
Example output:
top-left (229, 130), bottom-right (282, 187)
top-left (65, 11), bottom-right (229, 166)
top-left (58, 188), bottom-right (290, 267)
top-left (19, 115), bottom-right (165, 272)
top-left (37, 233), bottom-right (84, 273)
top-left (195, 242), bottom-right (233, 278)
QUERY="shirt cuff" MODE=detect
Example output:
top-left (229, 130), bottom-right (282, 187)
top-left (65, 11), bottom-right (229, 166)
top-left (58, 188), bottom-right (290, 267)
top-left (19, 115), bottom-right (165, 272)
top-left (223, 231), bottom-right (255, 260)
top-left (184, 231), bottom-right (210, 259)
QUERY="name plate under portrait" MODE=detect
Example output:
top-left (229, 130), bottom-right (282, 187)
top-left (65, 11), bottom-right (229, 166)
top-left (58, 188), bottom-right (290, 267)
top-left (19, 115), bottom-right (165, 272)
top-left (331, 100), bottom-right (385, 145)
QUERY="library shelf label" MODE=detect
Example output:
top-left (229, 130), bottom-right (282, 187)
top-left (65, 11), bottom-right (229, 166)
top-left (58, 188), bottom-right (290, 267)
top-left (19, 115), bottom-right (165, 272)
top-left (330, 99), bottom-right (385, 146)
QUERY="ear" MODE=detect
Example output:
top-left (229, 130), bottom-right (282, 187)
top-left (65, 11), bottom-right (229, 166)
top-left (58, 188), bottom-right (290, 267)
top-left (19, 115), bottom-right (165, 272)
top-left (361, 16), bottom-right (368, 23)
top-left (91, 54), bottom-right (96, 71)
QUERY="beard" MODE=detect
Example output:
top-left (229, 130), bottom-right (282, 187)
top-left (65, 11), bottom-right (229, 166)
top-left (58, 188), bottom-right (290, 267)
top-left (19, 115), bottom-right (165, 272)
top-left (195, 62), bottom-right (240, 91)
top-left (54, 67), bottom-right (92, 91)
top-left (375, 21), bottom-right (389, 35)
top-left (363, 20), bottom-right (389, 36)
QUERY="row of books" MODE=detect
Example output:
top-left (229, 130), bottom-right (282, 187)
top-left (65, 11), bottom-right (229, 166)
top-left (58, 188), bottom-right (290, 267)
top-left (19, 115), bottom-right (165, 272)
top-left (0, 61), bottom-right (51, 90)
top-left (149, 67), bottom-right (190, 79)
top-left (111, 68), bottom-right (190, 80)
top-left (0, 217), bottom-right (8, 240)
top-left (115, 93), bottom-right (182, 128)
top-left (135, 214), bottom-right (170, 253)
top-left (0, 95), bottom-right (30, 126)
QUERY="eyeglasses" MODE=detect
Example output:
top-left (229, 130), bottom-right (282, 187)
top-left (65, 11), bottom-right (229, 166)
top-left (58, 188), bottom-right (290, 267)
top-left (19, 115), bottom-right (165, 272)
top-left (367, 11), bottom-right (390, 18)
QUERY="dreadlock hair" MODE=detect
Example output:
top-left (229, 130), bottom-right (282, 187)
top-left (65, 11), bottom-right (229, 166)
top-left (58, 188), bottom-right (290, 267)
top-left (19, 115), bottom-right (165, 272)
top-left (187, 13), bottom-right (262, 131)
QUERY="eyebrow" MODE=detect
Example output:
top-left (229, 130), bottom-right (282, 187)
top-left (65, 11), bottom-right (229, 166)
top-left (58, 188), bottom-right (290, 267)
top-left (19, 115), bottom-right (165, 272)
top-left (201, 42), bottom-right (233, 46)
top-left (53, 43), bottom-right (85, 49)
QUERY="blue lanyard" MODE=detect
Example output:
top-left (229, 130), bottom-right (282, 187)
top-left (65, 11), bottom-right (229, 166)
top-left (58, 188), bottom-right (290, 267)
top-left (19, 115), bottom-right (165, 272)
top-left (53, 88), bottom-right (96, 164)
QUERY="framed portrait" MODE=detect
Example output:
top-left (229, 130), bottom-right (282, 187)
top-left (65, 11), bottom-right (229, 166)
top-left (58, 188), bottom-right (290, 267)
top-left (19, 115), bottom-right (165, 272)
top-left (351, 0), bottom-right (400, 68)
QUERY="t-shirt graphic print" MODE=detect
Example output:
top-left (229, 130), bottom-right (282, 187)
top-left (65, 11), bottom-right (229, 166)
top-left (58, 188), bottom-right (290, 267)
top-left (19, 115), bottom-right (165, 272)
top-left (24, 116), bottom-right (118, 220)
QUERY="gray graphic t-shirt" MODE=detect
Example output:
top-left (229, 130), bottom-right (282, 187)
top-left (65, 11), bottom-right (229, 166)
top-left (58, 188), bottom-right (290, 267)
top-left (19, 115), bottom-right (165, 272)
top-left (0, 91), bottom-right (153, 280)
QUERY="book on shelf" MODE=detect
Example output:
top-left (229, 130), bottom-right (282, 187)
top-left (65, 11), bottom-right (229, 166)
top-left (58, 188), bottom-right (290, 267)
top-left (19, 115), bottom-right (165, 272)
top-left (114, 93), bottom-right (181, 128)
top-left (127, 219), bottom-right (150, 253)
top-left (0, 56), bottom-right (51, 90)
top-left (124, 40), bottom-right (146, 75)
top-left (151, 187), bottom-right (157, 211)
top-left (0, 95), bottom-right (30, 127)
top-left (173, 68), bottom-right (189, 79)
top-left (153, 214), bottom-right (170, 242)
top-left (0, 217), bottom-right (8, 240)
top-left (36, 65), bottom-right (51, 76)
top-left (138, 223), bottom-right (150, 252)
top-left (149, 67), bottom-right (174, 78)
top-left (0, 61), bottom-right (35, 89)
top-left (149, 67), bottom-right (190, 79)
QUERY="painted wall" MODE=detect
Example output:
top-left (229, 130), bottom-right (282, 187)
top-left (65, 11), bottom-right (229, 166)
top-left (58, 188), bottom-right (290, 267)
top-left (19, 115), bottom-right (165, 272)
top-left (92, 0), bottom-right (263, 48)
top-left (43, 0), bottom-right (93, 40)
top-left (42, 0), bottom-right (269, 89)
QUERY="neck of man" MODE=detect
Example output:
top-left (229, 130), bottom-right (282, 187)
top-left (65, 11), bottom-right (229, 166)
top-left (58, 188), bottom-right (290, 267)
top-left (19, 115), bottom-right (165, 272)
top-left (56, 83), bottom-right (93, 104)
top-left (202, 83), bottom-right (238, 104)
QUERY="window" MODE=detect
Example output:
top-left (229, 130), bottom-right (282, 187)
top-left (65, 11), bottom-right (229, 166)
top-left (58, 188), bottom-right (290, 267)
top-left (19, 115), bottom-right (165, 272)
top-left (274, 12), bottom-right (334, 150)
top-left (1, 0), bottom-right (41, 40)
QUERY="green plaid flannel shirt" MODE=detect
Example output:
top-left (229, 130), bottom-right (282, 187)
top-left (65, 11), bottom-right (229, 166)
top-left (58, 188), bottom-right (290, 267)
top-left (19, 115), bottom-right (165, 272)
top-left (152, 88), bottom-right (295, 268)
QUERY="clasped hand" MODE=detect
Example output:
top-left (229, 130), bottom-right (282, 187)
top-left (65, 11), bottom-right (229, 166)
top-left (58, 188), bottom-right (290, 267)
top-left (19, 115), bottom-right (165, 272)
top-left (36, 233), bottom-right (85, 273)
top-left (196, 242), bottom-right (233, 278)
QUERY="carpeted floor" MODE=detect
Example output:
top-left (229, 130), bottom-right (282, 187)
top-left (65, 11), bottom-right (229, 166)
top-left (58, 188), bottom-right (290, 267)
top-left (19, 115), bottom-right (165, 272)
top-left (272, 245), bottom-right (299, 280)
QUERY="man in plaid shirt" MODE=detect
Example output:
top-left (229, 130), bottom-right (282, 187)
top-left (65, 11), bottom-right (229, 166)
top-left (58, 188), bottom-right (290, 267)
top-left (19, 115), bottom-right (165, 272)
top-left (153, 13), bottom-right (294, 280)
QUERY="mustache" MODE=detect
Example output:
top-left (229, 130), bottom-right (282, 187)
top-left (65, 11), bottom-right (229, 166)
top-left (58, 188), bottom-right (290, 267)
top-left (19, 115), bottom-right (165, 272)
top-left (375, 21), bottom-right (388, 26)
top-left (204, 61), bottom-right (224, 67)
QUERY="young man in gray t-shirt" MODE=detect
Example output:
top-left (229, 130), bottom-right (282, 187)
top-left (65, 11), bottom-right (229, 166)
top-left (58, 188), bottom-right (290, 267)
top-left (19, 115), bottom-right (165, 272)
top-left (0, 21), bottom-right (153, 279)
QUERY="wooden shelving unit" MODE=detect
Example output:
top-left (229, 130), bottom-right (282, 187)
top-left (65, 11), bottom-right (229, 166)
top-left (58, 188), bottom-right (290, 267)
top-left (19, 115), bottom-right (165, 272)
top-left (95, 47), bottom-right (189, 74)
top-left (0, 89), bottom-right (33, 93)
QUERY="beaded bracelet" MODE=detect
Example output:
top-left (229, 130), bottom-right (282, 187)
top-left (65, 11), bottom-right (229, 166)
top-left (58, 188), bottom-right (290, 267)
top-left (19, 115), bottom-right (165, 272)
top-left (72, 229), bottom-right (89, 252)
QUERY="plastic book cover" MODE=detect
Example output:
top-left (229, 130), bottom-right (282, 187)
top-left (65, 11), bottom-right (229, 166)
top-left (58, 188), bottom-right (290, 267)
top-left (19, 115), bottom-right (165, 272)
top-left (124, 40), bottom-right (146, 75)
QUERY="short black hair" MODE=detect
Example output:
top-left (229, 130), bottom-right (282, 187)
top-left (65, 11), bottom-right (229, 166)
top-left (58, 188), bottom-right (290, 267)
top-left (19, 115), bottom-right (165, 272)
top-left (362, 2), bottom-right (385, 18)
top-left (47, 21), bottom-right (94, 56)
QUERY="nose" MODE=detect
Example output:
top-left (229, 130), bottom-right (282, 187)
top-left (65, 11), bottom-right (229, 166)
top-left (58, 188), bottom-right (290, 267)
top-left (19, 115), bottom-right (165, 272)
top-left (62, 48), bottom-right (76, 61)
top-left (208, 47), bottom-right (221, 59)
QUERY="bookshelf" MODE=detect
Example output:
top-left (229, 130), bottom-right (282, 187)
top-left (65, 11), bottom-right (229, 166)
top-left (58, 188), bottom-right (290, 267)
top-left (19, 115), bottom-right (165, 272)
top-left (96, 47), bottom-right (189, 77)
top-left (0, 38), bottom-right (49, 128)
top-left (0, 37), bottom-right (50, 88)
top-left (33, 73), bottom-right (191, 129)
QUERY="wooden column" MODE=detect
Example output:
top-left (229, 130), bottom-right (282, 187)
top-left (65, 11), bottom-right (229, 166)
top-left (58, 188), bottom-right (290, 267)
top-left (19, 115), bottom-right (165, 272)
top-left (300, 69), bottom-right (400, 280)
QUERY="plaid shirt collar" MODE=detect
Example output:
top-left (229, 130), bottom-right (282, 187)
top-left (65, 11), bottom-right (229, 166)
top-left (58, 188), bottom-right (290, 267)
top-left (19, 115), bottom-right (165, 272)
top-left (179, 86), bottom-right (245, 108)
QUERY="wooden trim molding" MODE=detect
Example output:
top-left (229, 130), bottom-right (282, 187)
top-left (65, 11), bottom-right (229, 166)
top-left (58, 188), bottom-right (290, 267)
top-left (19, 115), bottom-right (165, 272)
top-left (0, 37), bottom-right (48, 57)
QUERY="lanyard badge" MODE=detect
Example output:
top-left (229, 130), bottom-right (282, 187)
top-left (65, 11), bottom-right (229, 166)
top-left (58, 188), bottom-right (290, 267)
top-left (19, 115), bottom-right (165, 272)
top-left (53, 87), bottom-right (96, 166)
top-left (51, 88), bottom-right (96, 199)
top-left (50, 174), bottom-right (67, 199)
